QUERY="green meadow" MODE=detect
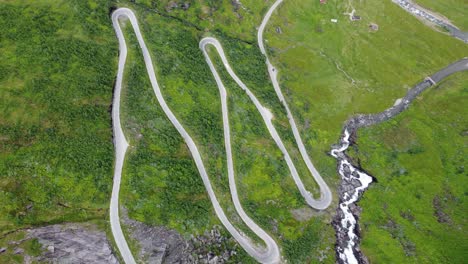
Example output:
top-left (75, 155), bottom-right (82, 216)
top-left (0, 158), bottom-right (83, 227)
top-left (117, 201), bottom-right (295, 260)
top-left (350, 73), bottom-right (467, 263)
top-left (265, 0), bottom-right (467, 185)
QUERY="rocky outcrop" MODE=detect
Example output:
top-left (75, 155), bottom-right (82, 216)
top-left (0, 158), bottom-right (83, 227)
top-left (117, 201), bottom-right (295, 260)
top-left (27, 223), bottom-right (118, 263)
top-left (121, 208), bottom-right (191, 263)
top-left (189, 226), bottom-right (239, 263)
top-left (0, 223), bottom-right (119, 263)
top-left (121, 208), bottom-right (237, 263)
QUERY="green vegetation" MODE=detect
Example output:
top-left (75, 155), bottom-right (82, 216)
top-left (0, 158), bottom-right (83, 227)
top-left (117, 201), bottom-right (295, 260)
top-left (413, 0), bottom-right (468, 31)
top-left (1, 0), bottom-right (467, 262)
top-left (118, 16), bottom-right (219, 233)
top-left (116, 1), bottom-right (336, 261)
top-left (265, 0), bottom-right (467, 185)
top-left (127, 0), bottom-right (271, 42)
top-left (350, 73), bottom-right (467, 263)
top-left (264, 0), bottom-right (467, 261)
top-left (0, 231), bottom-right (28, 263)
top-left (0, 0), bottom-right (116, 232)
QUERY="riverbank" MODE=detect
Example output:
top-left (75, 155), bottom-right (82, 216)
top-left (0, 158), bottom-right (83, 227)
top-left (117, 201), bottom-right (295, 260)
top-left (330, 58), bottom-right (468, 263)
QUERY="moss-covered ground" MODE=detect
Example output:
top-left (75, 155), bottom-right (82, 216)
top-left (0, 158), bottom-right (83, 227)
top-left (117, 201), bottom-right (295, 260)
top-left (350, 73), bottom-right (467, 263)
top-left (0, 0), bottom-right (116, 232)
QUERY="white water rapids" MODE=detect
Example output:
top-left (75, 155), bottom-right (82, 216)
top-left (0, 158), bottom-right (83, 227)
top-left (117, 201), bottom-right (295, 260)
top-left (331, 130), bottom-right (373, 264)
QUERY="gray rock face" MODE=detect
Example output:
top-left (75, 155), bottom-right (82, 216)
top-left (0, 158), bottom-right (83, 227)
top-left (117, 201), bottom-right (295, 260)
top-left (189, 226), bottom-right (238, 263)
top-left (27, 223), bottom-right (118, 264)
top-left (121, 208), bottom-right (236, 263)
top-left (122, 214), bottom-right (191, 263)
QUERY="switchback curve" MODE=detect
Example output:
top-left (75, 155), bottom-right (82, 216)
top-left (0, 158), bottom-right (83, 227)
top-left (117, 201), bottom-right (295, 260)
top-left (111, 8), bottom-right (280, 264)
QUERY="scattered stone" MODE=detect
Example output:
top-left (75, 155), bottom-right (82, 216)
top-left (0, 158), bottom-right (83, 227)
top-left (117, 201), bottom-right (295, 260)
top-left (189, 225), bottom-right (237, 263)
top-left (315, 25), bottom-right (324, 33)
top-left (276, 26), bottom-right (282, 34)
top-left (24, 254), bottom-right (32, 264)
top-left (14, 248), bottom-right (24, 255)
top-left (304, 119), bottom-right (311, 130)
top-left (369, 23), bottom-right (379, 31)
top-left (231, 0), bottom-right (241, 11)
top-left (181, 2), bottom-right (191, 11)
top-left (47, 245), bottom-right (54, 253)
top-left (166, 1), bottom-right (178, 11)
top-left (400, 209), bottom-right (415, 221)
top-left (0, 247), bottom-right (6, 254)
top-left (433, 195), bottom-right (452, 224)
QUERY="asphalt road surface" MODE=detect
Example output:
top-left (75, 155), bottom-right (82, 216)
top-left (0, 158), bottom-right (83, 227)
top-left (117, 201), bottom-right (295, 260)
top-left (112, 8), bottom-right (280, 264)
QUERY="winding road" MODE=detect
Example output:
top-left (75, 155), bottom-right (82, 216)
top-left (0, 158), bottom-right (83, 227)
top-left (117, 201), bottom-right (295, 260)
top-left (110, 1), bottom-right (467, 263)
top-left (258, 0), bottom-right (332, 210)
top-left (110, 0), bottom-right (333, 263)
top-left (111, 7), bottom-right (280, 264)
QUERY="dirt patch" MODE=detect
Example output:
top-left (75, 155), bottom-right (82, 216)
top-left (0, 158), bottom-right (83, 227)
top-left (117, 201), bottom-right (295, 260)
top-left (290, 207), bottom-right (324, 222)
top-left (433, 194), bottom-right (453, 224)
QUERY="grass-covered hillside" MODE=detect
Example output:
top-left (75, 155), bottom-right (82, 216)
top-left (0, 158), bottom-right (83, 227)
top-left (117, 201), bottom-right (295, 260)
top-left (265, 0), bottom-right (467, 184)
top-left (263, 0), bottom-right (467, 261)
top-left (350, 73), bottom-right (467, 263)
top-left (0, 0), bottom-right (117, 231)
top-left (116, 1), bottom-right (335, 262)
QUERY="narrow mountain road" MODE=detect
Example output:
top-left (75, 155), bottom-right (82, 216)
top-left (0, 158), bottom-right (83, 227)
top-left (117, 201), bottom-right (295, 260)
top-left (258, 0), bottom-right (332, 210)
top-left (110, 0), bottom-right (335, 262)
top-left (110, 9), bottom-right (134, 264)
top-left (111, 8), bottom-right (280, 264)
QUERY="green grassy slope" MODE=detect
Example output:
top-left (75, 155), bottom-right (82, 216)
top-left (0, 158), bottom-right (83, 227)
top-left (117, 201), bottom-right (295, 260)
top-left (116, 2), bottom-right (335, 261)
top-left (265, 0), bottom-right (467, 192)
top-left (1, 0), bottom-right (467, 262)
top-left (350, 73), bottom-right (467, 263)
top-left (0, 0), bottom-right (117, 231)
top-left (263, 0), bottom-right (467, 262)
